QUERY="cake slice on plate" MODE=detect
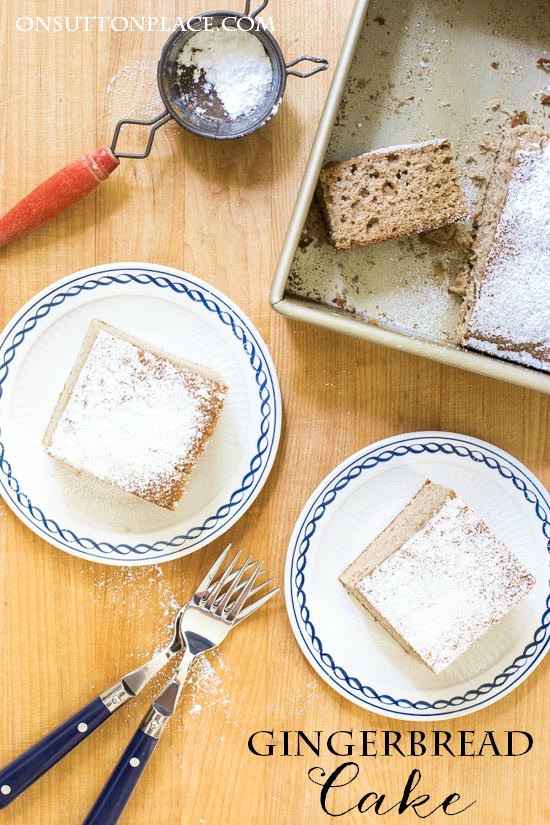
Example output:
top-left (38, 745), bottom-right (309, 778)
top-left (340, 480), bottom-right (535, 674)
top-left (457, 125), bottom-right (550, 371)
top-left (317, 139), bottom-right (469, 250)
top-left (44, 320), bottom-right (228, 510)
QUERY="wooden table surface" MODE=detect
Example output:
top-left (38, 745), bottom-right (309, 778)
top-left (1, 2), bottom-right (548, 823)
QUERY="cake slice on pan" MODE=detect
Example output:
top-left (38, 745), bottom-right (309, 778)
top-left (317, 139), bottom-right (469, 250)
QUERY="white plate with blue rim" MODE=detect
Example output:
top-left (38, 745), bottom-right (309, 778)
top-left (285, 432), bottom-right (550, 720)
top-left (0, 263), bottom-right (281, 565)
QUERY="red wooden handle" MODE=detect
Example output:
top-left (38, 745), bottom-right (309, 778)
top-left (0, 147), bottom-right (120, 248)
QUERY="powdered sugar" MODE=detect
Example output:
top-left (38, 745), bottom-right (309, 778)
top-left (105, 60), bottom-right (164, 121)
top-left (178, 653), bottom-right (234, 730)
top-left (85, 561), bottom-right (235, 719)
top-left (353, 138), bottom-right (444, 157)
top-left (357, 495), bottom-right (534, 673)
top-left (86, 567), bottom-right (234, 734)
top-left (87, 563), bottom-right (183, 661)
top-left (177, 28), bottom-right (272, 121)
top-left (47, 326), bottom-right (226, 507)
top-left (463, 139), bottom-right (550, 370)
top-left (267, 679), bottom-right (320, 718)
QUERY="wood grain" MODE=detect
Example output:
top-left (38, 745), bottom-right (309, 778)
top-left (0, 1), bottom-right (548, 823)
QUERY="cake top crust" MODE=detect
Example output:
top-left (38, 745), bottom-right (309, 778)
top-left (47, 328), bottom-right (226, 506)
top-left (356, 495), bottom-right (534, 673)
top-left (463, 135), bottom-right (550, 369)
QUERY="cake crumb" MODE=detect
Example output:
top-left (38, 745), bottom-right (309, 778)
top-left (478, 137), bottom-right (495, 154)
top-left (510, 110), bottom-right (528, 127)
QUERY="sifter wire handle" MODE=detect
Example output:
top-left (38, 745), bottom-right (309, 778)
top-left (110, 110), bottom-right (171, 159)
top-left (243, 0), bottom-right (269, 19)
top-left (286, 56), bottom-right (330, 78)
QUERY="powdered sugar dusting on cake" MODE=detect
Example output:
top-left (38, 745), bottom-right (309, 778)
top-left (354, 138), bottom-right (445, 158)
top-left (47, 329), bottom-right (226, 507)
top-left (464, 139), bottom-right (550, 370)
top-left (357, 496), bottom-right (534, 673)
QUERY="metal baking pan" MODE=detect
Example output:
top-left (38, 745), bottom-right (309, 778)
top-left (269, 0), bottom-right (550, 394)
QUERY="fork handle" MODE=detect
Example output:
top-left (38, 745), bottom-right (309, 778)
top-left (82, 728), bottom-right (160, 825)
top-left (0, 696), bottom-right (114, 809)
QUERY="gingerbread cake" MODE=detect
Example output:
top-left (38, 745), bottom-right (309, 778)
top-left (340, 480), bottom-right (535, 674)
top-left (44, 320), bottom-right (228, 510)
top-left (317, 139), bottom-right (469, 250)
top-left (457, 125), bottom-right (550, 371)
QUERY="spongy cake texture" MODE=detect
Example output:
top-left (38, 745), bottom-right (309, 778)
top-left (317, 139), bottom-right (469, 250)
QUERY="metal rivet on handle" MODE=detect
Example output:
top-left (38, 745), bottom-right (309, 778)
top-left (77, 722), bottom-right (88, 733)
top-left (1, 785), bottom-right (11, 795)
top-left (129, 758), bottom-right (140, 768)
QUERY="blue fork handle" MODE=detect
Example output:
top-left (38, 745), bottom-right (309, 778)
top-left (0, 696), bottom-right (112, 809)
top-left (82, 729), bottom-right (159, 825)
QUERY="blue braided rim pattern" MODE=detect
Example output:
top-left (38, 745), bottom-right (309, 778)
top-left (0, 267), bottom-right (279, 560)
top-left (289, 435), bottom-right (550, 717)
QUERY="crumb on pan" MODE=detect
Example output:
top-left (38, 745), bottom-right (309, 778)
top-left (510, 110), bottom-right (529, 127)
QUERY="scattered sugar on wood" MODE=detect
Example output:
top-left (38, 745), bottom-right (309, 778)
top-left (88, 563), bottom-right (182, 657)
top-left (267, 679), bottom-right (320, 718)
top-left (105, 59), bottom-right (166, 121)
top-left (173, 652), bottom-right (235, 734)
top-left (85, 565), bottom-right (240, 749)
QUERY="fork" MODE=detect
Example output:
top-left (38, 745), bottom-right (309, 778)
top-left (0, 599), bottom-right (188, 810)
top-left (83, 546), bottom-right (277, 825)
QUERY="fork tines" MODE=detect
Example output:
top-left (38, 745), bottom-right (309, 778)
top-left (197, 545), bottom-right (278, 624)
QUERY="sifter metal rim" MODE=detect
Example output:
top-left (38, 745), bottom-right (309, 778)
top-left (156, 10), bottom-right (288, 140)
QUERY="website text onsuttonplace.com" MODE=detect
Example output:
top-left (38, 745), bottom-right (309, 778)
top-left (15, 15), bottom-right (276, 34)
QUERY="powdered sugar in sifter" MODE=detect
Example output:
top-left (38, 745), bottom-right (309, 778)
top-left (0, 0), bottom-right (328, 248)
